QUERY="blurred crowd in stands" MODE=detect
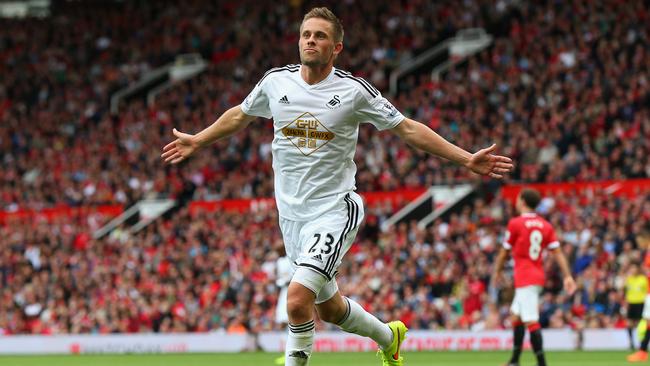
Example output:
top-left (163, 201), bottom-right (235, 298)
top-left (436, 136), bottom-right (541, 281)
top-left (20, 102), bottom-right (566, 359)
top-left (0, 0), bottom-right (648, 335)
top-left (1, 188), bottom-right (648, 335)
top-left (2, 0), bottom-right (647, 210)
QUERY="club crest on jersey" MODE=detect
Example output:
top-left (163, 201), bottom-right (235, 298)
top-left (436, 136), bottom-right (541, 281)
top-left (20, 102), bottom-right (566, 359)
top-left (281, 112), bottom-right (335, 156)
top-left (325, 95), bottom-right (341, 109)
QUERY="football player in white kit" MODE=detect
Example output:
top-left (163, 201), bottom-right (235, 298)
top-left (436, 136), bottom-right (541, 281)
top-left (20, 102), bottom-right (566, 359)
top-left (162, 7), bottom-right (514, 366)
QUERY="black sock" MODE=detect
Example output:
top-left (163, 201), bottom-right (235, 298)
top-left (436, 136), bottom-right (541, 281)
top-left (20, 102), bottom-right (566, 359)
top-left (641, 327), bottom-right (650, 351)
top-left (530, 328), bottom-right (546, 366)
top-left (629, 327), bottom-right (636, 350)
top-left (509, 324), bottom-right (525, 364)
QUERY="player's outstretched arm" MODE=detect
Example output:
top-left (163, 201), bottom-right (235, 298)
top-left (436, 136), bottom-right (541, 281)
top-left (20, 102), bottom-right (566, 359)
top-left (550, 247), bottom-right (577, 295)
top-left (161, 105), bottom-right (256, 164)
top-left (390, 118), bottom-right (514, 178)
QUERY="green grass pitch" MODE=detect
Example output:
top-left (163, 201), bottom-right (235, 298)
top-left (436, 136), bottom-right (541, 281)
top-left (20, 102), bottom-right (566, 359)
top-left (0, 351), bottom-right (632, 366)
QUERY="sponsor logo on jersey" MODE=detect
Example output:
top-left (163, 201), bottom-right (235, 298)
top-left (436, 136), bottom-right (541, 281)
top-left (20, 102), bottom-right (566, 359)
top-left (325, 95), bottom-right (341, 109)
top-left (279, 95), bottom-right (290, 104)
top-left (281, 112), bottom-right (335, 156)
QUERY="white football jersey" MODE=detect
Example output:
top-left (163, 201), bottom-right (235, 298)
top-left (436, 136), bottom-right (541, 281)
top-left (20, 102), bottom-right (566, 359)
top-left (240, 64), bottom-right (404, 220)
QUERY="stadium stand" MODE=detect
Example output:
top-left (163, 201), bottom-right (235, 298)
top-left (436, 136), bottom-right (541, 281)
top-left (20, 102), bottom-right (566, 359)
top-left (0, 0), bottom-right (648, 336)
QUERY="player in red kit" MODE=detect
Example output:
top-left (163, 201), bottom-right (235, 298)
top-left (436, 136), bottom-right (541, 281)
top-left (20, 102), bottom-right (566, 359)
top-left (492, 188), bottom-right (576, 366)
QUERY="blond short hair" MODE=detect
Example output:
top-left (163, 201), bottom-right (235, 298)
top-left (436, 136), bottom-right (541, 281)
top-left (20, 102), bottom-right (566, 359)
top-left (302, 7), bottom-right (344, 43)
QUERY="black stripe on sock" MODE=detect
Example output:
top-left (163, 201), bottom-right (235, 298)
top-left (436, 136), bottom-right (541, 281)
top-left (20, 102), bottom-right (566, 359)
top-left (289, 320), bottom-right (314, 330)
top-left (289, 320), bottom-right (315, 333)
top-left (337, 297), bottom-right (352, 325)
top-left (289, 326), bottom-right (314, 333)
top-left (289, 324), bottom-right (315, 332)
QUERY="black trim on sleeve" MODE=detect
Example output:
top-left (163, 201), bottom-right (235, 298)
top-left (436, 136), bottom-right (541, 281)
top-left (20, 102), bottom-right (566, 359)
top-left (257, 64), bottom-right (300, 86)
top-left (334, 71), bottom-right (378, 98)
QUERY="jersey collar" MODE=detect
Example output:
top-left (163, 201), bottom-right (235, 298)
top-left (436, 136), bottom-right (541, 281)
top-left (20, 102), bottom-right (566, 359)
top-left (297, 65), bottom-right (336, 89)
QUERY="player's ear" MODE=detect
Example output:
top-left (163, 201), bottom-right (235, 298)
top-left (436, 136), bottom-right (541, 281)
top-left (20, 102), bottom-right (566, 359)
top-left (333, 42), bottom-right (343, 56)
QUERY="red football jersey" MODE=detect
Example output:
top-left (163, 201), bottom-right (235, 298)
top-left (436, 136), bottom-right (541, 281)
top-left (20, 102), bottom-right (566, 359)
top-left (504, 213), bottom-right (560, 288)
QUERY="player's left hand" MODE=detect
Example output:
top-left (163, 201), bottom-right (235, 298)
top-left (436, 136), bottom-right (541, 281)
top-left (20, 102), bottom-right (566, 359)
top-left (563, 276), bottom-right (577, 296)
top-left (467, 144), bottom-right (514, 179)
top-left (161, 128), bottom-right (199, 164)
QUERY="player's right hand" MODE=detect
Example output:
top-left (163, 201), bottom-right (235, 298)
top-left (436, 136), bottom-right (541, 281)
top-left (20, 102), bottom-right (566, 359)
top-left (161, 128), bottom-right (199, 164)
top-left (563, 276), bottom-right (577, 296)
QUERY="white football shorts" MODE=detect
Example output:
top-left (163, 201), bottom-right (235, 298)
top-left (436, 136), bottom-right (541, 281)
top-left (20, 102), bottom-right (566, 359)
top-left (279, 192), bottom-right (364, 304)
top-left (510, 285), bottom-right (542, 323)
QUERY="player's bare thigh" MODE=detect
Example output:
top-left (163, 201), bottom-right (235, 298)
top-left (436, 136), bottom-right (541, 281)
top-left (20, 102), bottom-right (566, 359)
top-left (287, 281), bottom-right (316, 324)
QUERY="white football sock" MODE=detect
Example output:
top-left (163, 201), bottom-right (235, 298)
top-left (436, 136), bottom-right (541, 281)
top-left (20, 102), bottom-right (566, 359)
top-left (337, 297), bottom-right (393, 349)
top-left (285, 320), bottom-right (315, 366)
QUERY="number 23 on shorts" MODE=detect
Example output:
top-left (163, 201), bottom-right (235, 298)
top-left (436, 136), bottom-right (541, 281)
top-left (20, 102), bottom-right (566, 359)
top-left (308, 233), bottom-right (335, 255)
